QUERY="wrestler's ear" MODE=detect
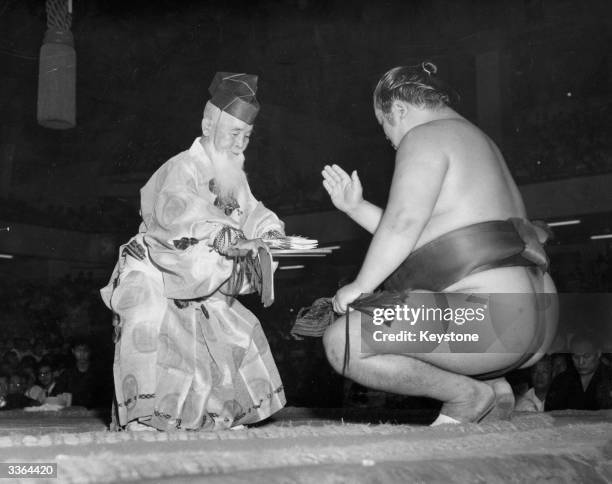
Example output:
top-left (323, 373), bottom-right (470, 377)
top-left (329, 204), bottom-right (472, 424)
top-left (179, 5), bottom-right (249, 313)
top-left (391, 100), bottom-right (408, 120)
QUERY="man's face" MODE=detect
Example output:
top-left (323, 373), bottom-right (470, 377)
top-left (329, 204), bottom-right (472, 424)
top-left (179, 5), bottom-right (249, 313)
top-left (571, 340), bottom-right (601, 376)
top-left (551, 354), bottom-right (567, 378)
top-left (211, 112), bottom-right (253, 161)
top-left (8, 375), bottom-right (24, 395)
top-left (73, 345), bottom-right (91, 363)
top-left (38, 365), bottom-right (53, 386)
top-left (531, 359), bottom-right (552, 390)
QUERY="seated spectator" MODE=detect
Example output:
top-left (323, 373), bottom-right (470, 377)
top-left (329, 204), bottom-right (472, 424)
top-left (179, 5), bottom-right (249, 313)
top-left (11, 338), bottom-right (33, 361)
top-left (551, 353), bottom-right (569, 379)
top-left (31, 338), bottom-right (48, 363)
top-left (0, 374), bottom-right (8, 409)
top-left (3, 373), bottom-right (39, 410)
top-left (25, 361), bottom-right (58, 404)
top-left (515, 355), bottom-right (553, 412)
top-left (546, 334), bottom-right (612, 411)
top-left (19, 356), bottom-right (38, 394)
top-left (1, 350), bottom-right (19, 374)
top-left (55, 342), bottom-right (96, 408)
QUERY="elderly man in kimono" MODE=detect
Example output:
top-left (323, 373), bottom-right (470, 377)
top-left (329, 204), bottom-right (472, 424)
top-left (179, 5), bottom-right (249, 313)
top-left (101, 73), bottom-right (286, 431)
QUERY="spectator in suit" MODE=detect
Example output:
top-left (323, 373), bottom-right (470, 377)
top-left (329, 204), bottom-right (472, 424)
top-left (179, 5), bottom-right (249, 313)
top-left (546, 334), bottom-right (612, 411)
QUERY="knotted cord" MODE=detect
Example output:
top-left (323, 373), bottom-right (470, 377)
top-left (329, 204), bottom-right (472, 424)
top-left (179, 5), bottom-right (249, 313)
top-left (46, 0), bottom-right (72, 31)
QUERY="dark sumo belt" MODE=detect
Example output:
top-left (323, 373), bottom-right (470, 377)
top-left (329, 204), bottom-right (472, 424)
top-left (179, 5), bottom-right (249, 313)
top-left (383, 218), bottom-right (549, 293)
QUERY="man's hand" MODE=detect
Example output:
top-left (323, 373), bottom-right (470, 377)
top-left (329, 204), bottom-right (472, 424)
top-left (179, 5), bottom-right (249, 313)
top-left (322, 164), bottom-right (364, 214)
top-left (332, 281), bottom-right (365, 314)
top-left (225, 238), bottom-right (267, 258)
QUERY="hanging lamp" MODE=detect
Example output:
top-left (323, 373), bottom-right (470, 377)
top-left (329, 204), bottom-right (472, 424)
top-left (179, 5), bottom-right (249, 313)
top-left (37, 0), bottom-right (76, 129)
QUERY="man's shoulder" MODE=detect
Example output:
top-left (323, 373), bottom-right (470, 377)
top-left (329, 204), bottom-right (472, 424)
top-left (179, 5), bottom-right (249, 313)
top-left (407, 118), bottom-right (474, 142)
top-left (397, 121), bottom-right (453, 155)
top-left (595, 362), bottom-right (612, 380)
top-left (550, 368), bottom-right (577, 387)
top-left (162, 147), bottom-right (200, 172)
top-left (145, 147), bottom-right (208, 186)
top-left (396, 122), bottom-right (451, 164)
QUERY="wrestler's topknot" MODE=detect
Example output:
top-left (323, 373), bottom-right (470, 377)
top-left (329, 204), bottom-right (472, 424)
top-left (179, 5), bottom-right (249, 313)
top-left (374, 61), bottom-right (458, 112)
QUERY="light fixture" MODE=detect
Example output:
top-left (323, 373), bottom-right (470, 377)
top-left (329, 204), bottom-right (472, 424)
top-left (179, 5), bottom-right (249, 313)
top-left (590, 234), bottom-right (612, 240)
top-left (548, 219), bottom-right (581, 227)
top-left (37, 0), bottom-right (76, 129)
top-left (0, 254), bottom-right (14, 259)
top-left (279, 265), bottom-right (305, 270)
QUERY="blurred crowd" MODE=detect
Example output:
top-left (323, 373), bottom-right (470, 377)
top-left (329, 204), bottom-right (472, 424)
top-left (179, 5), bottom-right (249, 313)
top-left (0, 198), bottom-right (139, 233)
top-left (549, 251), bottom-right (612, 293)
top-left (0, 273), bottom-right (113, 410)
top-left (2, 104), bottom-right (611, 234)
top-left (506, 103), bottom-right (612, 183)
top-left (0, 336), bottom-right (112, 411)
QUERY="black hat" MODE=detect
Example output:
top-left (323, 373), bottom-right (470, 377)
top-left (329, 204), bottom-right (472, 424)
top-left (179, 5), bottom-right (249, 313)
top-left (209, 72), bottom-right (260, 124)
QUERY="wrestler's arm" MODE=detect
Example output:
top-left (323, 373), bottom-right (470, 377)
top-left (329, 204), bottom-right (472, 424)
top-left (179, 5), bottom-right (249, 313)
top-left (322, 164), bottom-right (382, 234)
top-left (345, 201), bottom-right (383, 234)
top-left (352, 129), bottom-right (449, 293)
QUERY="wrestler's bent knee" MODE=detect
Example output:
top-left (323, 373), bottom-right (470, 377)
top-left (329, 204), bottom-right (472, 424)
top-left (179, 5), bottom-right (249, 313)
top-left (323, 322), bottom-right (345, 374)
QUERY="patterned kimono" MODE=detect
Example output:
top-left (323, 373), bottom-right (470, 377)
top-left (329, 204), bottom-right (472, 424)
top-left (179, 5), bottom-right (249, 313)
top-left (101, 138), bottom-right (286, 431)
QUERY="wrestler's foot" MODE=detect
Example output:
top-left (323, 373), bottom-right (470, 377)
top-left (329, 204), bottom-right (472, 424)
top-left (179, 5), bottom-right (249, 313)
top-left (432, 381), bottom-right (495, 426)
top-left (481, 377), bottom-right (515, 421)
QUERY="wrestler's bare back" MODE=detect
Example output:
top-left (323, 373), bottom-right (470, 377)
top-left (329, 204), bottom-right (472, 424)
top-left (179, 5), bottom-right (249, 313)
top-left (403, 117), bottom-right (557, 358)
top-left (408, 117), bottom-right (525, 254)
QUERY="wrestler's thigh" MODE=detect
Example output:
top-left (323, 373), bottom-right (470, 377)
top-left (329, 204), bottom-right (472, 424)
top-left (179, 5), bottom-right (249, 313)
top-left (324, 293), bottom-right (539, 376)
top-left (323, 311), bottom-right (518, 376)
top-left (416, 291), bottom-right (541, 375)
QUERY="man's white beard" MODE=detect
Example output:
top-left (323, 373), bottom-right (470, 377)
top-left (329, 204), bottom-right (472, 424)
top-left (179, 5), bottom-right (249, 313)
top-left (211, 150), bottom-right (247, 199)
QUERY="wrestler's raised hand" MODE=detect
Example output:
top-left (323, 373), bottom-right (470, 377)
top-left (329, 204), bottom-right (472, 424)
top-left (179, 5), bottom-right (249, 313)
top-left (322, 164), bottom-right (363, 214)
top-left (332, 281), bottom-right (364, 314)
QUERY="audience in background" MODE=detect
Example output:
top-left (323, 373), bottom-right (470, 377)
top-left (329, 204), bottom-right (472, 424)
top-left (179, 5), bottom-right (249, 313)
top-left (515, 355), bottom-right (553, 412)
top-left (508, 103), bottom-right (612, 184)
top-left (3, 373), bottom-right (38, 410)
top-left (546, 334), bottom-right (612, 411)
top-left (0, 198), bottom-right (138, 233)
top-left (0, 375), bottom-right (7, 409)
top-left (551, 353), bottom-right (569, 379)
top-left (55, 342), bottom-right (98, 408)
top-left (1, 104), bottom-right (611, 233)
top-left (26, 361), bottom-right (57, 404)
